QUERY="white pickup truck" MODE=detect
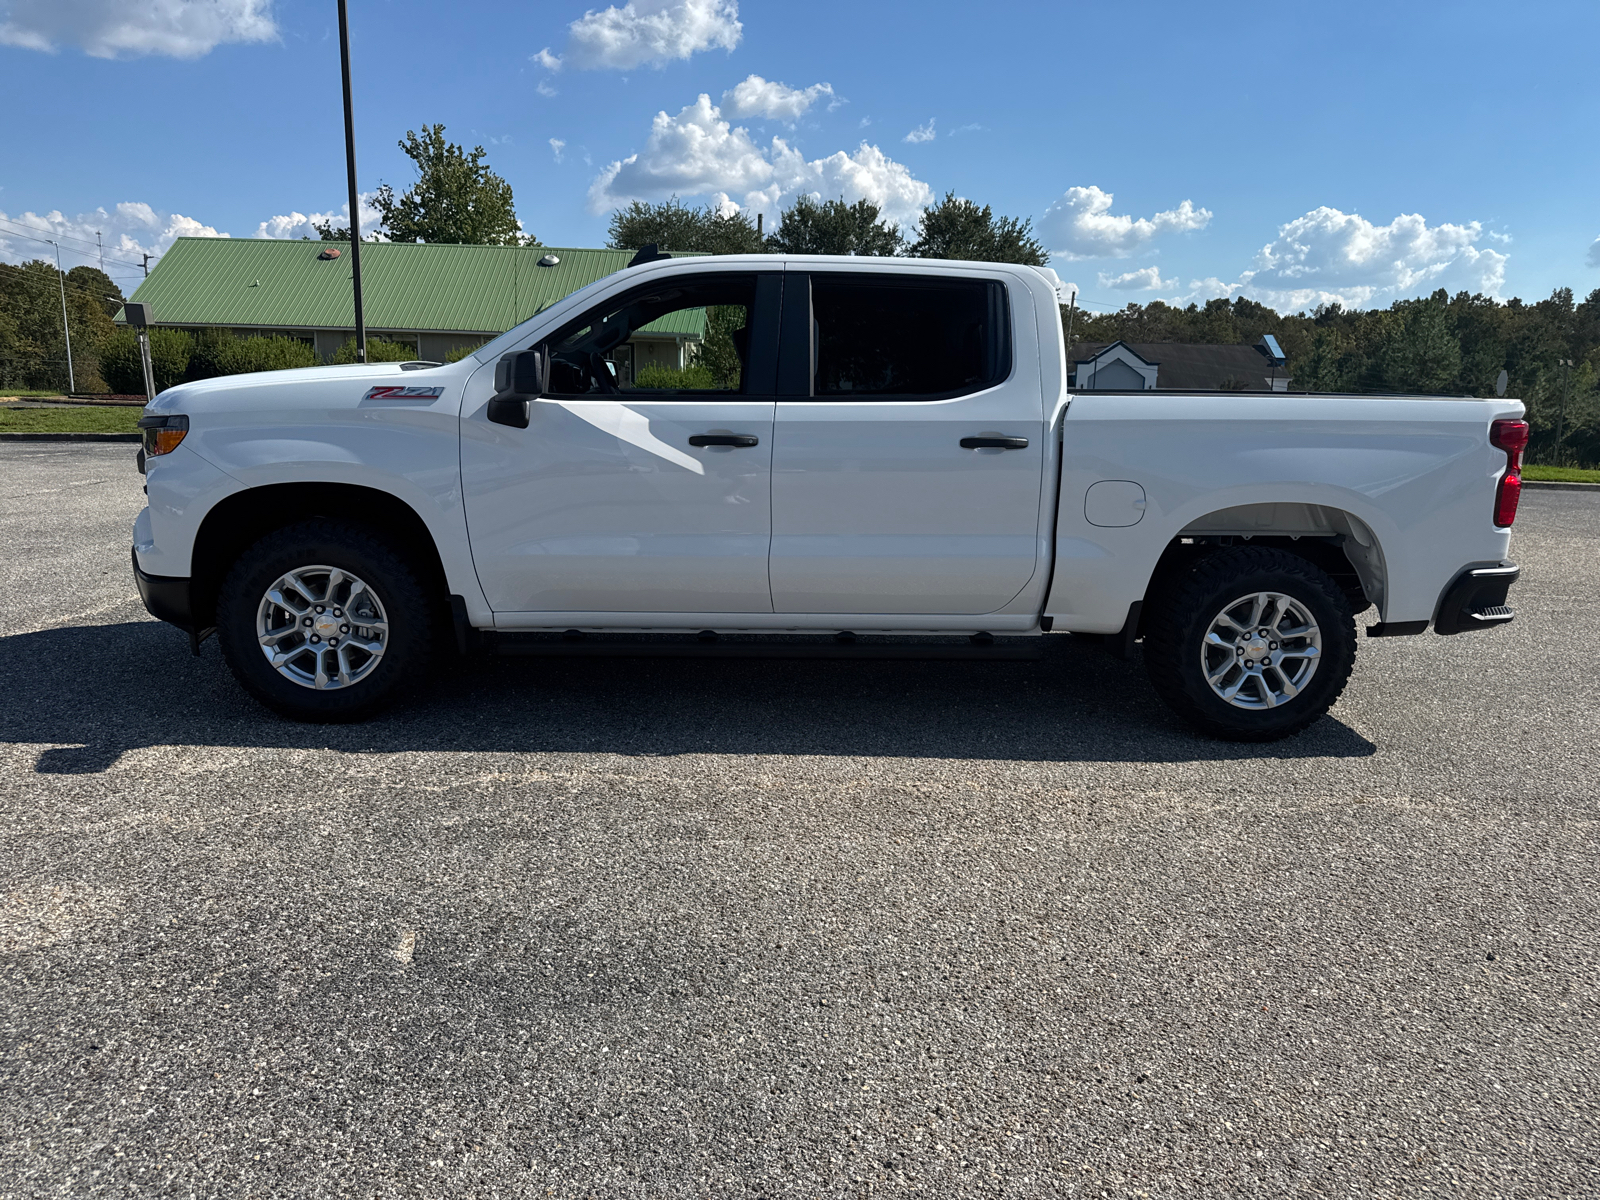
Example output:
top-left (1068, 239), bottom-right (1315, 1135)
top-left (131, 253), bottom-right (1527, 740)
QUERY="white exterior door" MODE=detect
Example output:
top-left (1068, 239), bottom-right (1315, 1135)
top-left (461, 271), bottom-right (781, 615)
top-left (768, 270), bottom-right (1047, 615)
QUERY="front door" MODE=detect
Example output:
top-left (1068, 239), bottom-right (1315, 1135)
top-left (462, 271), bottom-right (781, 614)
top-left (769, 270), bottom-right (1047, 615)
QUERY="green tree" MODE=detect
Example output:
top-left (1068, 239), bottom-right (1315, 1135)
top-left (606, 198), bottom-right (763, 255)
top-left (696, 305), bottom-right (747, 388)
top-left (100, 327), bottom-right (193, 394)
top-left (0, 259), bottom-right (120, 391)
top-left (333, 336), bottom-right (420, 364)
top-left (1375, 292), bottom-right (1462, 393)
top-left (763, 195), bottom-right (903, 256)
top-left (908, 193), bottom-right (1049, 265)
top-left (311, 222), bottom-right (384, 243)
top-left (189, 330), bottom-right (319, 378)
top-left (364, 124), bottom-right (532, 245)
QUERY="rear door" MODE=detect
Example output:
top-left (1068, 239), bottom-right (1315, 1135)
top-left (461, 271), bottom-right (781, 614)
top-left (768, 269), bottom-right (1046, 615)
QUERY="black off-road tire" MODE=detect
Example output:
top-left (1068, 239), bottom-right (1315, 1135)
top-left (1142, 546), bottom-right (1357, 741)
top-left (215, 520), bottom-right (437, 722)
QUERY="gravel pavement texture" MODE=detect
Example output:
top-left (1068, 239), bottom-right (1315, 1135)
top-left (1, 443), bottom-right (1597, 1198)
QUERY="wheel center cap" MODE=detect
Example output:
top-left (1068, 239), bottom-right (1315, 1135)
top-left (1243, 636), bottom-right (1270, 659)
top-left (312, 613), bottom-right (341, 638)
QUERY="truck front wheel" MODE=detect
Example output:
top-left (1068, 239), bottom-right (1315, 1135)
top-left (215, 520), bottom-right (436, 722)
top-left (1142, 546), bottom-right (1357, 741)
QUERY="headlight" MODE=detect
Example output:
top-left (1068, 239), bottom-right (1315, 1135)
top-left (138, 413), bottom-right (189, 457)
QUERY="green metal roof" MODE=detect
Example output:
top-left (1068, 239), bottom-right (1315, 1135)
top-left (118, 238), bottom-right (706, 337)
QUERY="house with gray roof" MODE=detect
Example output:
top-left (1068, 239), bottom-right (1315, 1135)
top-left (1069, 339), bottom-right (1292, 391)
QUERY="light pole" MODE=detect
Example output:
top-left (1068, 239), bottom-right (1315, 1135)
top-left (1555, 358), bottom-right (1573, 455)
top-left (50, 241), bottom-right (75, 393)
top-left (338, 0), bottom-right (368, 363)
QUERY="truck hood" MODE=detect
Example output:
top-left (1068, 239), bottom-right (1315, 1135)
top-left (146, 360), bottom-right (471, 415)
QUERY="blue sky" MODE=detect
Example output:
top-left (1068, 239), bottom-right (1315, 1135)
top-left (3, 0), bottom-right (1597, 313)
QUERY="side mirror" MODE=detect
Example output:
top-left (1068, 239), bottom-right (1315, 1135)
top-left (487, 349), bottom-right (545, 429)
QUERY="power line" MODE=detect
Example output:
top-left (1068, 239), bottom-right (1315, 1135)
top-left (0, 215), bottom-right (152, 264)
top-left (0, 218), bottom-right (157, 273)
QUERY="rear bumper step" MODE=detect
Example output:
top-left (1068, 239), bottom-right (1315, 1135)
top-left (1433, 562), bottom-right (1520, 635)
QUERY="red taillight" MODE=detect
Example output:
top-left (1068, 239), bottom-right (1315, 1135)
top-left (1493, 470), bottom-right (1522, 527)
top-left (1490, 418), bottom-right (1529, 463)
top-left (1490, 418), bottom-right (1528, 528)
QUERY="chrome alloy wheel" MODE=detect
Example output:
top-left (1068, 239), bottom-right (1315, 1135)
top-left (1200, 591), bottom-right (1322, 710)
top-left (255, 565), bottom-right (388, 690)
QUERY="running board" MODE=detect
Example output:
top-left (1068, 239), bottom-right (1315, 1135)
top-left (491, 634), bottom-right (1041, 661)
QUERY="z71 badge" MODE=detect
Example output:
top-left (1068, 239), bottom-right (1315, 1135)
top-left (361, 385), bottom-right (445, 402)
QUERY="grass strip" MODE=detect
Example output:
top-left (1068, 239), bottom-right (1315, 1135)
top-left (1523, 464), bottom-right (1600, 484)
top-left (0, 405), bottom-right (145, 433)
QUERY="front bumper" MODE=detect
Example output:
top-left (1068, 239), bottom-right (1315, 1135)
top-left (132, 546), bottom-right (194, 629)
top-left (1434, 561), bottom-right (1520, 635)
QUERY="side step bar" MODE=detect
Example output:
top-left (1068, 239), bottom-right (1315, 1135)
top-left (491, 633), bottom-right (1041, 661)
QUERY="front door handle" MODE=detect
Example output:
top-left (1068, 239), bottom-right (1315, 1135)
top-left (689, 434), bottom-right (760, 448)
top-left (960, 436), bottom-right (1029, 450)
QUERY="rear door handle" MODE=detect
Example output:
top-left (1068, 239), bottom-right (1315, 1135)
top-left (689, 434), bottom-right (760, 448)
top-left (960, 436), bottom-right (1029, 450)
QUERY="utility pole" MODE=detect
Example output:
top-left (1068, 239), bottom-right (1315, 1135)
top-left (50, 242), bottom-right (75, 393)
top-left (338, 0), bottom-right (368, 363)
top-left (140, 252), bottom-right (155, 277)
top-left (96, 231), bottom-right (104, 272)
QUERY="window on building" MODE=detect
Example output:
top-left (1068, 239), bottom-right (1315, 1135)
top-left (809, 275), bottom-right (1010, 399)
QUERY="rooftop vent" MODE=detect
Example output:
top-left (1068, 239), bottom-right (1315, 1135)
top-left (538, 253), bottom-right (560, 267)
top-left (318, 247), bottom-right (342, 261)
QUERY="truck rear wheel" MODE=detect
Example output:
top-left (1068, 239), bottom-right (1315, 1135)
top-left (1142, 546), bottom-right (1356, 741)
top-left (215, 520), bottom-right (435, 722)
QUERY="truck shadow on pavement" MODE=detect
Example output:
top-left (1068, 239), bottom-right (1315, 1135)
top-left (3, 620), bottom-right (1377, 774)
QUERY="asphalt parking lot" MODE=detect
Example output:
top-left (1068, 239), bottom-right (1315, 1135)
top-left (2, 442), bottom-right (1597, 1199)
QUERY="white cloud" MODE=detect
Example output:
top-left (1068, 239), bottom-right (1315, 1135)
top-left (531, 46), bottom-right (561, 70)
top-left (254, 194), bottom-right (384, 242)
top-left (536, 80), bottom-right (558, 98)
top-left (549, 138), bottom-right (567, 163)
top-left (555, 0), bottom-right (741, 71)
top-left (720, 74), bottom-right (833, 123)
top-left (1233, 207), bottom-right (1507, 311)
top-left (1160, 207), bottom-right (1510, 313)
top-left (0, 203), bottom-right (226, 277)
top-left (0, 0), bottom-right (276, 59)
top-left (1098, 266), bottom-right (1175, 291)
top-left (1041, 185), bottom-right (1211, 259)
top-left (903, 119), bottom-right (936, 144)
top-left (587, 93), bottom-right (933, 227)
top-left (1588, 236), bottom-right (1600, 268)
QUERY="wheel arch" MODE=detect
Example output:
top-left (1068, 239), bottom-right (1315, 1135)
top-left (189, 482), bottom-right (452, 632)
top-left (1142, 502), bottom-right (1388, 628)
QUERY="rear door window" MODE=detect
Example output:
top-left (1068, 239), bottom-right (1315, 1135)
top-left (809, 275), bottom-right (1010, 400)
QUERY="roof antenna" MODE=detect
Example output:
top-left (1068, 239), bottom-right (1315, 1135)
top-left (628, 243), bottom-right (671, 268)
